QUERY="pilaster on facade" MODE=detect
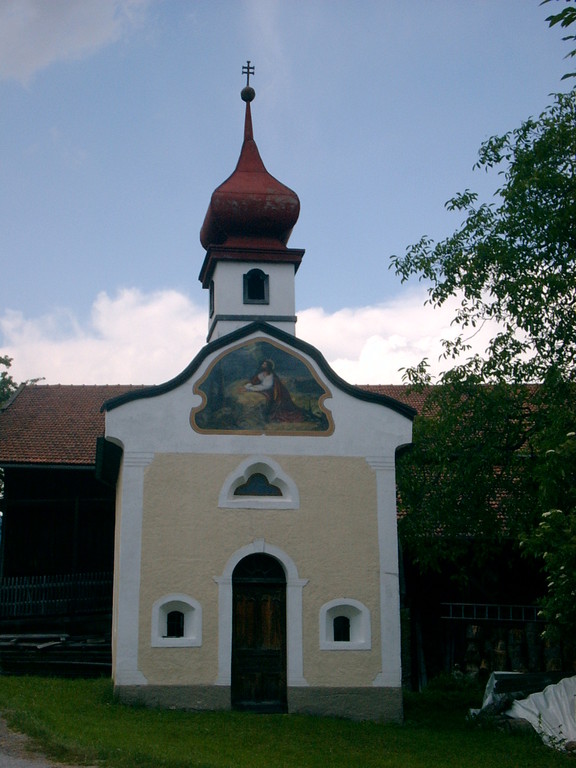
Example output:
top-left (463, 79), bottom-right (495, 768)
top-left (123, 451), bottom-right (155, 468)
top-left (366, 455), bottom-right (402, 688)
top-left (113, 450), bottom-right (154, 687)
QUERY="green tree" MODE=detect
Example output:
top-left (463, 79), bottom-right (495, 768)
top-left (392, 89), bottom-right (576, 387)
top-left (521, 432), bottom-right (576, 645)
top-left (0, 355), bottom-right (18, 408)
top-left (544, 0), bottom-right (576, 79)
top-left (391, 88), bottom-right (576, 626)
top-left (0, 355), bottom-right (19, 502)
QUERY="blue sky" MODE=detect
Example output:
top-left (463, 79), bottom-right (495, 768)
top-left (0, 0), bottom-right (570, 385)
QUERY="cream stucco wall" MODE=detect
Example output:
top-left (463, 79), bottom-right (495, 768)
top-left (137, 453), bottom-right (382, 687)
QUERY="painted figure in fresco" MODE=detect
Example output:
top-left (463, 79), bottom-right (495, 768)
top-left (191, 340), bottom-right (333, 433)
top-left (244, 360), bottom-right (306, 422)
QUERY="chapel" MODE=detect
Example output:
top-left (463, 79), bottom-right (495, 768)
top-left (100, 71), bottom-right (415, 720)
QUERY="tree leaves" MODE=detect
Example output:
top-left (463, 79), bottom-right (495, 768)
top-left (0, 356), bottom-right (17, 408)
top-left (521, 432), bottom-right (576, 643)
top-left (391, 90), bottom-right (576, 386)
top-left (543, 0), bottom-right (576, 78)
top-left (391, 87), bottom-right (576, 612)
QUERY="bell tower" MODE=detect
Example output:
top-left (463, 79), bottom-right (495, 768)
top-left (198, 63), bottom-right (305, 342)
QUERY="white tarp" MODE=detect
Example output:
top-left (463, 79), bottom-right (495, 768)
top-left (481, 672), bottom-right (522, 711)
top-left (508, 675), bottom-right (576, 751)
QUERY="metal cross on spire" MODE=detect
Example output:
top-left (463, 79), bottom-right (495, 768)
top-left (241, 61), bottom-right (256, 103)
top-left (242, 60), bottom-right (255, 87)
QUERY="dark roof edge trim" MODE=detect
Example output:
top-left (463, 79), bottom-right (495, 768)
top-left (0, 383), bottom-right (26, 413)
top-left (0, 462), bottom-right (95, 470)
top-left (101, 321), bottom-right (417, 420)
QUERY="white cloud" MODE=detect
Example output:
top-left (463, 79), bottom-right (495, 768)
top-left (1, 288), bottom-right (207, 385)
top-left (0, 287), bottom-right (498, 386)
top-left (0, 0), bottom-right (150, 84)
top-left (298, 292), bottom-right (496, 384)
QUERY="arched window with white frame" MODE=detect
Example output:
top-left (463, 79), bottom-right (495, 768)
top-left (219, 456), bottom-right (299, 510)
top-left (319, 598), bottom-right (371, 650)
top-left (151, 594), bottom-right (202, 648)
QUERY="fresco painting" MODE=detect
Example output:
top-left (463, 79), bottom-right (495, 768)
top-left (191, 339), bottom-right (333, 434)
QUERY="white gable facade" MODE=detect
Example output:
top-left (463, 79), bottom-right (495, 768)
top-left (105, 323), bottom-right (412, 720)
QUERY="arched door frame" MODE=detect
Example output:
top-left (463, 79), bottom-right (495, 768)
top-left (214, 539), bottom-right (308, 688)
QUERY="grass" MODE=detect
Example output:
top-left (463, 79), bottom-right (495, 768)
top-left (0, 675), bottom-right (572, 767)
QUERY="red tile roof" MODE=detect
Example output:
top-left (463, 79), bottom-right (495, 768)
top-left (0, 383), bottom-right (423, 467)
top-left (359, 384), bottom-right (431, 414)
top-left (0, 385), bottom-right (144, 466)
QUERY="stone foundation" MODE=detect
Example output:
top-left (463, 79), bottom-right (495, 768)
top-left (115, 684), bottom-right (403, 722)
top-left (289, 686), bottom-right (402, 722)
top-left (115, 684), bottom-right (230, 712)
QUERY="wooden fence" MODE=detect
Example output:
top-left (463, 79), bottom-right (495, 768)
top-left (0, 572), bottom-right (113, 618)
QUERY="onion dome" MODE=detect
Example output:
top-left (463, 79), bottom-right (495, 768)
top-left (200, 85), bottom-right (300, 251)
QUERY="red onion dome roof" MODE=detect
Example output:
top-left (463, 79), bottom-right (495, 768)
top-left (200, 91), bottom-right (300, 250)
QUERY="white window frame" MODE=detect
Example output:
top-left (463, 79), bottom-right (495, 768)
top-left (151, 594), bottom-right (202, 648)
top-left (218, 456), bottom-right (299, 510)
top-left (319, 598), bottom-right (371, 651)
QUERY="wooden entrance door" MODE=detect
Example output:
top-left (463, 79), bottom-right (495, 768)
top-left (231, 554), bottom-right (287, 713)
